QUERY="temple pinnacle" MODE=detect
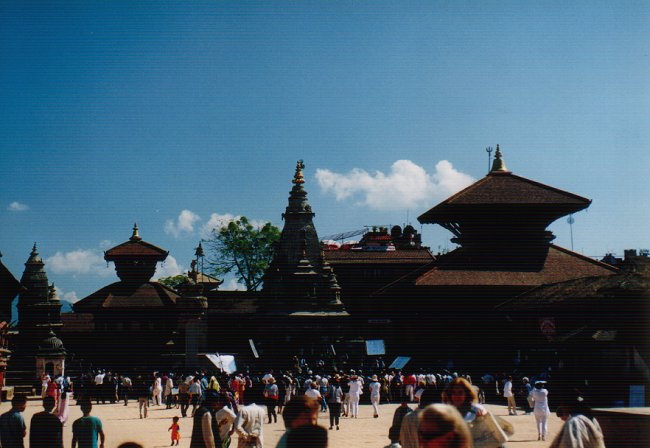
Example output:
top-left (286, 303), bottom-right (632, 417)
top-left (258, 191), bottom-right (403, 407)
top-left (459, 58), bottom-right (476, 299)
top-left (130, 223), bottom-right (142, 241)
top-left (490, 144), bottom-right (509, 173)
top-left (292, 160), bottom-right (305, 185)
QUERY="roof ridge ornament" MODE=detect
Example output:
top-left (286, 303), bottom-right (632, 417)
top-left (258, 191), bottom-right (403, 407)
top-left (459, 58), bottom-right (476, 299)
top-left (293, 160), bottom-right (305, 185)
top-left (490, 144), bottom-right (510, 173)
top-left (130, 223), bottom-right (142, 241)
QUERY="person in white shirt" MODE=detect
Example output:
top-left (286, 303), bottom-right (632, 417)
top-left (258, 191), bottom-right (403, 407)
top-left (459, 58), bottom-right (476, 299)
top-left (347, 376), bottom-right (363, 418)
top-left (305, 383), bottom-right (322, 402)
top-left (531, 381), bottom-right (550, 441)
top-left (235, 403), bottom-right (265, 448)
top-left (503, 376), bottom-right (517, 415)
top-left (369, 375), bottom-right (381, 418)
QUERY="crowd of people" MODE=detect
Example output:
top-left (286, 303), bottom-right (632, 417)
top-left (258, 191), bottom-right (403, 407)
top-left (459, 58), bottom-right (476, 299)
top-left (0, 366), bottom-right (607, 447)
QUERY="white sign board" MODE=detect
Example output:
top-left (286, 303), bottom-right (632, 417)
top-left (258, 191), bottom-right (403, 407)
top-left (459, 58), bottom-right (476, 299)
top-left (388, 356), bottom-right (411, 370)
top-left (205, 354), bottom-right (237, 374)
top-left (365, 339), bottom-right (386, 356)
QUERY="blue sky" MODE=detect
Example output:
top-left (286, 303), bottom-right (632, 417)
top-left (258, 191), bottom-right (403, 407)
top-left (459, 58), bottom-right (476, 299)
top-left (1, 1), bottom-right (649, 304)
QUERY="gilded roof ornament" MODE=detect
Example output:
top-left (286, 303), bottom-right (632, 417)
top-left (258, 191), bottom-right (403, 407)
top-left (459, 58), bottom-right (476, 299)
top-left (130, 223), bottom-right (142, 241)
top-left (293, 160), bottom-right (305, 185)
top-left (490, 144), bottom-right (509, 173)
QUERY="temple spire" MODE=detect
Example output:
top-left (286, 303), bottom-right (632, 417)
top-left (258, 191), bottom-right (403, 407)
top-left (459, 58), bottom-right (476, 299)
top-left (130, 223), bottom-right (142, 241)
top-left (490, 144), bottom-right (509, 173)
top-left (293, 160), bottom-right (305, 185)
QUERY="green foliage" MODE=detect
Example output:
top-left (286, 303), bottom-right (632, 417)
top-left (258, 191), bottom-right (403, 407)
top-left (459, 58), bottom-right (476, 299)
top-left (158, 274), bottom-right (189, 291)
top-left (204, 216), bottom-right (280, 291)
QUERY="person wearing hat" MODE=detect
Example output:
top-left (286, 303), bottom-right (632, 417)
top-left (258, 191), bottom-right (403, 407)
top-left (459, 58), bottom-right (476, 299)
top-left (531, 381), bottom-right (550, 441)
top-left (263, 377), bottom-right (280, 424)
top-left (369, 375), bottom-right (381, 418)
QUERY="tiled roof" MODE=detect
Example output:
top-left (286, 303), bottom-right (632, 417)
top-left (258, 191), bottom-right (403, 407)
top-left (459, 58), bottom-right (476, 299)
top-left (324, 249), bottom-right (434, 265)
top-left (60, 313), bottom-right (95, 332)
top-left (73, 282), bottom-right (180, 311)
top-left (104, 240), bottom-right (168, 259)
top-left (497, 273), bottom-right (650, 310)
top-left (413, 245), bottom-right (618, 287)
top-left (419, 172), bottom-right (590, 223)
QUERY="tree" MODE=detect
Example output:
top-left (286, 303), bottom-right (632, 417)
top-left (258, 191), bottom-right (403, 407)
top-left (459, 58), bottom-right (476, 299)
top-left (158, 274), bottom-right (190, 291)
top-left (204, 216), bottom-right (280, 291)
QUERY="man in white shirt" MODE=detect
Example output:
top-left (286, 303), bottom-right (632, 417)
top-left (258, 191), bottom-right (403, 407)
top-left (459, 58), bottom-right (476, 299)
top-left (235, 403), bottom-right (265, 448)
top-left (503, 375), bottom-right (517, 415)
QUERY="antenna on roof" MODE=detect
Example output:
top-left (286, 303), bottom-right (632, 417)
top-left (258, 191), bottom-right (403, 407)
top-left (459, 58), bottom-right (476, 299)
top-left (485, 146), bottom-right (493, 173)
top-left (567, 214), bottom-right (575, 251)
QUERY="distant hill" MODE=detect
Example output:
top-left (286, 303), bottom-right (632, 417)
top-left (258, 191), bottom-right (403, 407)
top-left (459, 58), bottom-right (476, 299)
top-left (61, 300), bottom-right (74, 313)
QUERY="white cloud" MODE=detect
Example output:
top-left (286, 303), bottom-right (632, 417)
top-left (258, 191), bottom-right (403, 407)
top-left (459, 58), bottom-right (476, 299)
top-left (153, 255), bottom-right (185, 279)
top-left (199, 213), bottom-right (268, 239)
top-left (164, 209), bottom-right (201, 238)
top-left (220, 278), bottom-right (247, 291)
top-left (54, 286), bottom-right (79, 303)
top-left (8, 201), bottom-right (29, 212)
top-left (46, 249), bottom-right (113, 277)
top-left (315, 159), bottom-right (475, 211)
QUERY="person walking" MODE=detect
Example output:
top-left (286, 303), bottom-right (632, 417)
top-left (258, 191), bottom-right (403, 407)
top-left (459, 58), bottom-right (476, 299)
top-left (369, 375), bottom-right (381, 418)
top-left (347, 375), bottom-right (363, 418)
top-left (325, 376), bottom-right (343, 430)
top-left (531, 380), bottom-right (550, 441)
top-left (153, 374), bottom-right (163, 406)
top-left (135, 376), bottom-right (149, 419)
top-left (503, 375), bottom-right (517, 415)
top-left (549, 395), bottom-right (605, 448)
top-left (30, 396), bottom-right (63, 448)
top-left (263, 377), bottom-right (280, 424)
top-left (0, 395), bottom-right (27, 448)
top-left (234, 402), bottom-right (265, 448)
top-left (71, 400), bottom-right (105, 448)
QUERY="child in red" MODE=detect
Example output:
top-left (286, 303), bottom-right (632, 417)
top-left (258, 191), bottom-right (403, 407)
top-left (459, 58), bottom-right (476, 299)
top-left (168, 415), bottom-right (180, 446)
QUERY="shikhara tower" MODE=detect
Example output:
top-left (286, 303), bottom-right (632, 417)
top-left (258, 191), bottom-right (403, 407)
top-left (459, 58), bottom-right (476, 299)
top-left (262, 160), bottom-right (346, 314)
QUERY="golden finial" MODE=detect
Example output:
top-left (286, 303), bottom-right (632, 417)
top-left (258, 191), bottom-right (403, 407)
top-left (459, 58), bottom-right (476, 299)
top-left (130, 223), bottom-right (142, 241)
top-left (293, 160), bottom-right (305, 185)
top-left (490, 144), bottom-right (509, 172)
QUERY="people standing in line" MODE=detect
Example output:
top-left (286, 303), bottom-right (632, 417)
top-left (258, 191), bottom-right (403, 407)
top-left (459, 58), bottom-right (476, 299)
top-left (275, 396), bottom-right (320, 448)
top-left (234, 402), bottom-right (266, 448)
top-left (325, 376), bottom-right (343, 430)
top-left (417, 403), bottom-right (472, 448)
top-left (531, 380), bottom-right (550, 441)
top-left (549, 396), bottom-right (605, 448)
top-left (0, 394), bottom-right (27, 448)
top-left (369, 375), bottom-right (382, 418)
top-left (347, 375), bottom-right (363, 418)
top-left (503, 375), bottom-right (517, 415)
top-left (263, 377), bottom-right (280, 424)
top-left (72, 400), bottom-right (105, 448)
top-left (30, 396), bottom-right (63, 448)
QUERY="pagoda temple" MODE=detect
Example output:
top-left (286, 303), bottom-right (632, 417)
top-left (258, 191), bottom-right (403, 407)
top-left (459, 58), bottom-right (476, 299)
top-left (261, 160), bottom-right (347, 314)
top-left (374, 146), bottom-right (619, 368)
top-left (69, 225), bottom-right (184, 368)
